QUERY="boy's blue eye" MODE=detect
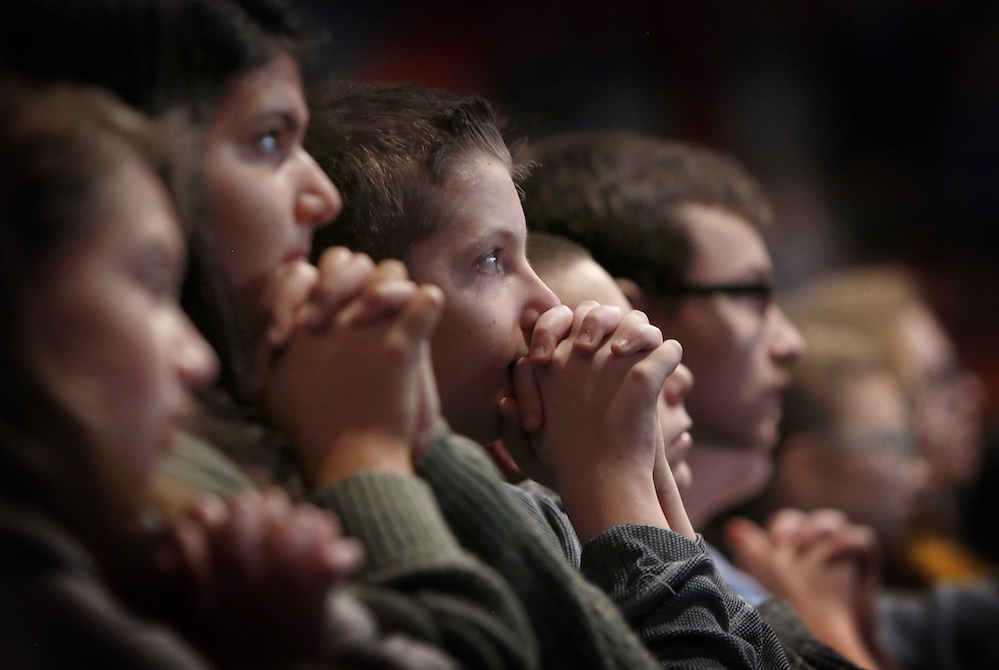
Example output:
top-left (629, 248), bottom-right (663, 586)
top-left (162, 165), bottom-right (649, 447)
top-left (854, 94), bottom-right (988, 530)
top-left (480, 250), bottom-right (503, 274)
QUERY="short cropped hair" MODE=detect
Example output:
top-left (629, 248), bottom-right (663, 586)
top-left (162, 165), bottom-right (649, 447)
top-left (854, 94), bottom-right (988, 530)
top-left (521, 131), bottom-right (772, 309)
top-left (526, 231), bottom-right (593, 280)
top-left (306, 81), bottom-right (524, 263)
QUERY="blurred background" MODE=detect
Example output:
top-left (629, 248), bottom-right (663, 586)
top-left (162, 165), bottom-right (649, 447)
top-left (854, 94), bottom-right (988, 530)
top-left (300, 0), bottom-right (999, 438)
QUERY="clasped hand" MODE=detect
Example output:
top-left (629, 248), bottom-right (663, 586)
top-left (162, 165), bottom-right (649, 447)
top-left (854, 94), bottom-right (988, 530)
top-left (257, 247), bottom-right (444, 489)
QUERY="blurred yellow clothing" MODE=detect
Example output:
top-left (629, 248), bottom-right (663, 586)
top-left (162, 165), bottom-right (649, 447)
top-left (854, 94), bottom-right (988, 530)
top-left (905, 528), bottom-right (995, 584)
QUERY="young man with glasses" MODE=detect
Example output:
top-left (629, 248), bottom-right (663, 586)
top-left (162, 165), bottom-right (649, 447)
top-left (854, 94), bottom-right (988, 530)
top-left (520, 132), bottom-right (889, 670)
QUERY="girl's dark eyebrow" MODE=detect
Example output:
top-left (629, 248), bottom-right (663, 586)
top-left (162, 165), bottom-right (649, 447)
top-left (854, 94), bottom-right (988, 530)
top-left (258, 110), bottom-right (302, 133)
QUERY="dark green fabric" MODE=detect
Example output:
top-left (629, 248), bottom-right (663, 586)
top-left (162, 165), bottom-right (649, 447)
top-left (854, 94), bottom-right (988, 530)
top-left (313, 470), bottom-right (540, 670)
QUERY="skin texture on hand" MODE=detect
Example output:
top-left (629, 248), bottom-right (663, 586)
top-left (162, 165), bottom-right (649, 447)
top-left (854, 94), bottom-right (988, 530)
top-left (258, 249), bottom-right (444, 489)
top-left (503, 302), bottom-right (693, 543)
top-left (725, 509), bottom-right (896, 670)
top-left (156, 489), bottom-right (363, 662)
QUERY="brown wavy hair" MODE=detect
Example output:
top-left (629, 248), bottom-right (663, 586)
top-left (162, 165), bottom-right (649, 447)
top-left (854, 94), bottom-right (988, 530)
top-left (0, 77), bottom-right (196, 551)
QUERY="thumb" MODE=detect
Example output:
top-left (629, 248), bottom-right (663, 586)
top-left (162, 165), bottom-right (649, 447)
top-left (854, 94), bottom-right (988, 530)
top-left (264, 261), bottom-right (319, 348)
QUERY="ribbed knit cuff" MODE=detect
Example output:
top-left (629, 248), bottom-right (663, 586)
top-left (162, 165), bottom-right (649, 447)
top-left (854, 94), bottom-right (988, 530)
top-left (311, 472), bottom-right (460, 572)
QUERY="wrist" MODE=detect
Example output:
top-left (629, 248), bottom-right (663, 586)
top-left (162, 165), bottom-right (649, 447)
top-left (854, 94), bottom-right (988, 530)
top-left (309, 431), bottom-right (414, 489)
top-left (557, 466), bottom-right (669, 543)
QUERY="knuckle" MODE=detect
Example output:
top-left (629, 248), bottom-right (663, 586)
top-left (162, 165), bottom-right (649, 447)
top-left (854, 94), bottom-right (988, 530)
top-left (644, 324), bottom-right (664, 344)
top-left (377, 258), bottom-right (409, 278)
top-left (627, 361), bottom-right (660, 389)
top-left (626, 308), bottom-right (650, 325)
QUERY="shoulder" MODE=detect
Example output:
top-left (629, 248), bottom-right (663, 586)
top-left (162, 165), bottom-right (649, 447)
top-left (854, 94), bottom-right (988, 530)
top-left (0, 505), bottom-right (211, 670)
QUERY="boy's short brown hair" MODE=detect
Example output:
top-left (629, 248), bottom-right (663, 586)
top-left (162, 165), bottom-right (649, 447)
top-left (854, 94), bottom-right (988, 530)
top-left (521, 131), bottom-right (772, 309)
top-left (306, 81), bottom-right (523, 263)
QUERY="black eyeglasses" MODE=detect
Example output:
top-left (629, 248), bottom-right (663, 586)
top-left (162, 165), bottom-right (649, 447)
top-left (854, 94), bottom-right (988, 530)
top-left (660, 282), bottom-right (775, 315)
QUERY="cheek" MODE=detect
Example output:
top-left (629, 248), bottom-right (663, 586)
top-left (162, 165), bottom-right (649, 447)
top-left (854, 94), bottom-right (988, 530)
top-left (47, 309), bottom-right (167, 496)
top-left (208, 167), bottom-right (290, 290)
top-left (101, 323), bottom-right (182, 499)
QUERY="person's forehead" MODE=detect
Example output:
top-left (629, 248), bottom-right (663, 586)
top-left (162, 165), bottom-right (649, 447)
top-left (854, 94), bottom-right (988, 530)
top-left (679, 203), bottom-right (773, 281)
top-left (838, 370), bottom-right (908, 426)
top-left (548, 258), bottom-right (630, 310)
top-left (434, 158), bottom-right (524, 242)
top-left (893, 305), bottom-right (957, 383)
top-left (212, 53), bottom-right (306, 125)
top-left (94, 161), bottom-right (181, 247)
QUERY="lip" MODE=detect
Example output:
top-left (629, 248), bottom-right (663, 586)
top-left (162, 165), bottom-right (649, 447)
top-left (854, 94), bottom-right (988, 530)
top-left (669, 429), bottom-right (694, 453)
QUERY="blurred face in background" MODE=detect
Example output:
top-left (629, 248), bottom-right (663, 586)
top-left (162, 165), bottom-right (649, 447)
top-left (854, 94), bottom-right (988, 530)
top-left (778, 369), bottom-right (930, 548)
top-left (23, 160), bottom-right (218, 505)
top-left (893, 304), bottom-right (985, 490)
top-left (542, 256), bottom-right (694, 488)
top-left (645, 204), bottom-right (806, 452)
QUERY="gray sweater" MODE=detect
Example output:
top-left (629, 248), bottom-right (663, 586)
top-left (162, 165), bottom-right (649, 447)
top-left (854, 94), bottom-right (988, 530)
top-left (507, 477), bottom-right (864, 670)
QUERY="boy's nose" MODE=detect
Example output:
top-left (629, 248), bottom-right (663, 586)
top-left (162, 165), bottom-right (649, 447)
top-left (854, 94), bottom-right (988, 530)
top-left (519, 269), bottom-right (562, 334)
top-left (295, 148), bottom-right (342, 230)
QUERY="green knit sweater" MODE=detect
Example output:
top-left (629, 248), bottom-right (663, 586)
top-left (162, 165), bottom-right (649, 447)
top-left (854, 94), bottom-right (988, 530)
top-left (158, 429), bottom-right (792, 669)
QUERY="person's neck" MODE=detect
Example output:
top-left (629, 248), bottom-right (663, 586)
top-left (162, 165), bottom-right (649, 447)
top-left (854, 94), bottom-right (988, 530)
top-left (683, 442), bottom-right (773, 530)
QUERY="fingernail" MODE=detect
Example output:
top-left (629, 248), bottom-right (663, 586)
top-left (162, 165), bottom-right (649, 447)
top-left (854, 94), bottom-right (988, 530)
top-left (579, 329), bottom-right (593, 345)
top-left (616, 337), bottom-right (630, 351)
top-left (531, 343), bottom-right (546, 359)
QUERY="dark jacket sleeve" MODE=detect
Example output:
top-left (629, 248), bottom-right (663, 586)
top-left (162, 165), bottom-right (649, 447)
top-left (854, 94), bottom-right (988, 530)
top-left (417, 430), bottom-right (792, 670)
top-left (582, 525), bottom-right (790, 669)
top-left (0, 505), bottom-right (214, 670)
top-left (878, 576), bottom-right (999, 670)
top-left (756, 599), bottom-right (865, 670)
top-left (509, 472), bottom-right (855, 670)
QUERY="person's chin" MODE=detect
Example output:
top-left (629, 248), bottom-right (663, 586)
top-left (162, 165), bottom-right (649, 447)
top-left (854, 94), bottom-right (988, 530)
top-left (754, 421), bottom-right (782, 452)
top-left (672, 462), bottom-right (693, 491)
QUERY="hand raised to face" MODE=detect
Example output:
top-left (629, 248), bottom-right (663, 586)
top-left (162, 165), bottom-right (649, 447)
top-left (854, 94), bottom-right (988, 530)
top-left (502, 302), bottom-right (690, 542)
top-left (258, 247), bottom-right (444, 489)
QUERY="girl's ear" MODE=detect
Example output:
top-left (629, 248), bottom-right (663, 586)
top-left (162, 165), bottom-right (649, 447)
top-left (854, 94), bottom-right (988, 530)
top-left (615, 277), bottom-right (645, 310)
